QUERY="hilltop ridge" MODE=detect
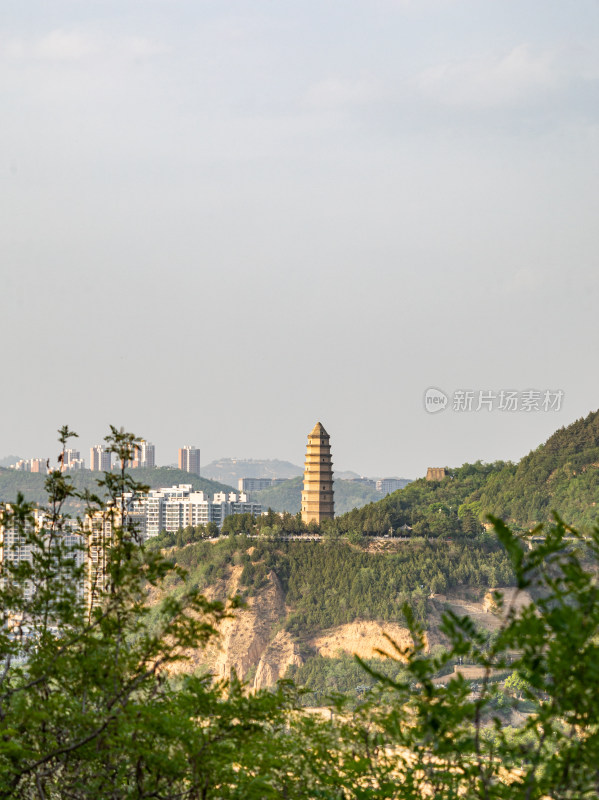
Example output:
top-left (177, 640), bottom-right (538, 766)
top-left (336, 409), bottom-right (599, 536)
top-left (0, 466), bottom-right (234, 509)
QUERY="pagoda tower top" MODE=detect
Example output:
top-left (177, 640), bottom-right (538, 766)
top-left (309, 422), bottom-right (328, 437)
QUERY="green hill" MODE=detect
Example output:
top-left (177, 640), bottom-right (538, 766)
top-left (0, 467), bottom-right (234, 509)
top-left (252, 476), bottom-right (387, 515)
top-left (335, 409), bottom-right (599, 536)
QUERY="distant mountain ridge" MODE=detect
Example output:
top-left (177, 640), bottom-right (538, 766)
top-left (336, 409), bottom-right (599, 536)
top-left (202, 459), bottom-right (303, 485)
top-left (0, 455), bottom-right (21, 468)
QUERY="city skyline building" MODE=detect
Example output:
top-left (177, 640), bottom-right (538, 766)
top-left (132, 440), bottom-right (155, 469)
top-left (84, 507), bottom-right (146, 610)
top-left (1, 508), bottom-right (83, 603)
top-left (237, 477), bottom-right (285, 493)
top-left (126, 484), bottom-right (260, 537)
top-left (62, 449), bottom-right (85, 471)
top-left (10, 458), bottom-right (49, 473)
top-left (178, 446), bottom-right (201, 475)
top-left (376, 478), bottom-right (406, 495)
top-left (301, 422), bottom-right (334, 525)
top-left (90, 446), bottom-right (112, 472)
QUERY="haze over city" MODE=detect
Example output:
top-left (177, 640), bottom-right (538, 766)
top-left (2, 1), bottom-right (598, 476)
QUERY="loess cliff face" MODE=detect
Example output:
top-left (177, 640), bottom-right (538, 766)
top-left (311, 621), bottom-right (414, 661)
top-left (162, 559), bottom-right (518, 690)
top-left (165, 565), bottom-right (415, 689)
top-left (180, 566), bottom-right (302, 690)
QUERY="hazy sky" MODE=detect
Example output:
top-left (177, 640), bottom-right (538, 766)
top-left (2, 1), bottom-right (598, 477)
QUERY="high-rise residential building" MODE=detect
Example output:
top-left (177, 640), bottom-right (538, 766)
top-left (84, 508), bottom-right (146, 610)
top-left (9, 460), bottom-right (29, 471)
top-left (301, 422), bottom-right (334, 524)
top-left (178, 446), bottom-right (201, 475)
top-left (125, 485), bottom-right (260, 537)
top-left (10, 458), bottom-right (49, 473)
top-left (1, 508), bottom-right (83, 602)
top-left (0, 506), bottom-right (43, 601)
top-left (64, 449), bottom-right (79, 465)
top-left (85, 512), bottom-right (113, 609)
top-left (132, 440), bottom-right (155, 469)
top-left (238, 477), bottom-right (274, 493)
top-left (61, 449), bottom-right (85, 471)
top-left (376, 478), bottom-right (406, 495)
top-left (90, 446), bottom-right (112, 472)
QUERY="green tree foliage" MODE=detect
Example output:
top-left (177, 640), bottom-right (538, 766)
top-left (4, 426), bottom-right (599, 798)
top-left (0, 428), bottom-right (295, 798)
top-left (286, 653), bottom-right (408, 706)
top-left (335, 461), bottom-right (499, 537)
top-left (282, 540), bottom-right (513, 634)
top-left (287, 515), bottom-right (599, 799)
top-left (503, 670), bottom-right (530, 698)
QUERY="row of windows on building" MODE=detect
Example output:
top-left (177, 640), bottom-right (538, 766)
top-left (124, 484), bottom-right (261, 538)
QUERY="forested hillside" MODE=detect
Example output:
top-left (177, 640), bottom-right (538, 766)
top-left (0, 467), bottom-right (234, 508)
top-left (164, 536), bottom-right (513, 630)
top-left (148, 534), bottom-right (515, 697)
top-left (336, 409), bottom-right (599, 536)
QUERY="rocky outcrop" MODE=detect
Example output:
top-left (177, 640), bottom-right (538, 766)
top-left (193, 567), bottom-right (292, 684)
top-left (253, 630), bottom-right (303, 689)
top-left (213, 570), bottom-right (284, 679)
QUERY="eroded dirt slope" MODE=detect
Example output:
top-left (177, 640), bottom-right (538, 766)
top-left (161, 565), bottom-right (524, 689)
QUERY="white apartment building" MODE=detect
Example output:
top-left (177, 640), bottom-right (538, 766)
top-left (376, 478), bottom-right (405, 495)
top-left (9, 458), bottom-right (49, 473)
top-left (124, 485), bottom-right (261, 537)
top-left (0, 509), bottom-right (84, 602)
